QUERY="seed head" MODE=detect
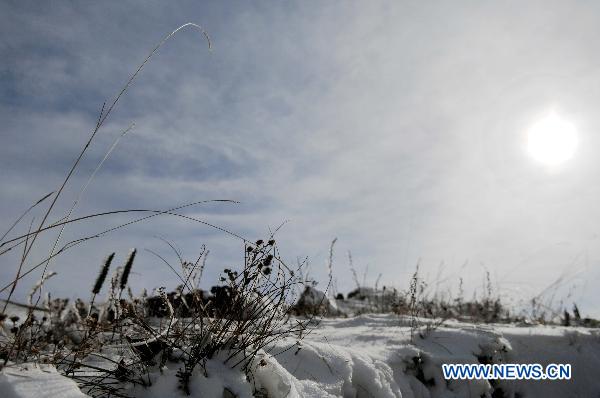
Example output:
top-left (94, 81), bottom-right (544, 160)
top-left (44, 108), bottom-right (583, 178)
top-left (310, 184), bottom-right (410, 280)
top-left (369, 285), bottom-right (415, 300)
top-left (264, 254), bottom-right (274, 266)
top-left (92, 252), bottom-right (115, 294)
top-left (120, 248), bottom-right (137, 289)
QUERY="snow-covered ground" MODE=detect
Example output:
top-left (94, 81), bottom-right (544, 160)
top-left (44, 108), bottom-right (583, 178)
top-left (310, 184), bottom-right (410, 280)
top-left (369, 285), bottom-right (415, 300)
top-left (2, 309), bottom-right (599, 398)
top-left (0, 363), bottom-right (87, 398)
top-left (284, 314), bottom-right (600, 397)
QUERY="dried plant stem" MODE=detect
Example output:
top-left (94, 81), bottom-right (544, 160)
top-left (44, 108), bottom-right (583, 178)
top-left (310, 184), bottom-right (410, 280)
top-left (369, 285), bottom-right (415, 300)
top-left (4, 22), bottom-right (211, 308)
top-left (327, 238), bottom-right (337, 297)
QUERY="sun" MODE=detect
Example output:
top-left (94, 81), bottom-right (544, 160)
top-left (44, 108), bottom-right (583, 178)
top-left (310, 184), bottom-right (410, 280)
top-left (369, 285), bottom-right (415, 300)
top-left (526, 113), bottom-right (578, 166)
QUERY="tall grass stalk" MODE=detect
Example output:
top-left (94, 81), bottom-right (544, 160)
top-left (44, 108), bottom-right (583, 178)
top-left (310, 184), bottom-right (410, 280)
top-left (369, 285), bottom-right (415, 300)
top-left (89, 252), bottom-right (115, 315)
top-left (2, 23), bottom-right (211, 310)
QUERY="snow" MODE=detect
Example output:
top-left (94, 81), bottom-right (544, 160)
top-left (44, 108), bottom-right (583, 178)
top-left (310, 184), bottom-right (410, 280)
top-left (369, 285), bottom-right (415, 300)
top-left (287, 314), bottom-right (600, 397)
top-left (1, 310), bottom-right (599, 397)
top-left (257, 342), bottom-right (402, 397)
top-left (0, 364), bottom-right (88, 398)
top-left (128, 358), bottom-right (254, 398)
top-left (131, 315), bottom-right (600, 397)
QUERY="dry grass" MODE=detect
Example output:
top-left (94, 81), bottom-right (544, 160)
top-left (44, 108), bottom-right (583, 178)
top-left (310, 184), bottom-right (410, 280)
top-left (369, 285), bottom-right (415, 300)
top-left (0, 239), bottom-right (314, 397)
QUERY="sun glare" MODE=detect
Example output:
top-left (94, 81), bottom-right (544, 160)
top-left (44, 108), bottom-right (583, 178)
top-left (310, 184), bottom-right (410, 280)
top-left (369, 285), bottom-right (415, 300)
top-left (526, 113), bottom-right (578, 167)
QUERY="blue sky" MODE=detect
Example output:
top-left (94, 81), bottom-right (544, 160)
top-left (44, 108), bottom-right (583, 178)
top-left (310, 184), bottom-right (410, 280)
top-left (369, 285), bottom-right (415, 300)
top-left (2, 1), bottom-right (600, 315)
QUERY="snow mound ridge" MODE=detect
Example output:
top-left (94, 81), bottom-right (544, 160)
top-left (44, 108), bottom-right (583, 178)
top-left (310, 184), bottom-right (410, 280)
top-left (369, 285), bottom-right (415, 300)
top-left (255, 341), bottom-right (402, 398)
